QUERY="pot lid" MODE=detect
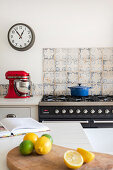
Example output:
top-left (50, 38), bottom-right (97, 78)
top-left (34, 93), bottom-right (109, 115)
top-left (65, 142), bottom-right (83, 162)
top-left (69, 84), bottom-right (91, 89)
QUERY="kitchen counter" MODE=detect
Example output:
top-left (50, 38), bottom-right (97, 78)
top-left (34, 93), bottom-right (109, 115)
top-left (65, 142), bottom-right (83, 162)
top-left (84, 128), bottom-right (113, 154)
top-left (0, 122), bottom-right (92, 170)
top-left (0, 96), bottom-right (42, 106)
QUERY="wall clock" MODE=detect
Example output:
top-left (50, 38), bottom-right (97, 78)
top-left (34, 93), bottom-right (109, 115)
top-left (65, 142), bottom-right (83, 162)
top-left (8, 23), bottom-right (35, 51)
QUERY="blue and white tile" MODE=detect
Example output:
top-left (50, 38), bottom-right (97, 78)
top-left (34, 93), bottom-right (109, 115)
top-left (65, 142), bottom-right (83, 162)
top-left (89, 84), bottom-right (102, 95)
top-left (43, 84), bottom-right (54, 95)
top-left (103, 60), bottom-right (113, 71)
top-left (90, 72), bottom-right (102, 84)
top-left (43, 48), bottom-right (55, 59)
top-left (103, 48), bottom-right (113, 61)
top-left (103, 84), bottom-right (113, 95)
top-left (43, 72), bottom-right (54, 84)
top-left (79, 72), bottom-right (91, 84)
top-left (54, 84), bottom-right (67, 95)
top-left (90, 48), bottom-right (102, 60)
top-left (43, 59), bottom-right (55, 72)
top-left (55, 60), bottom-right (66, 72)
top-left (55, 48), bottom-right (68, 60)
top-left (55, 72), bottom-right (67, 84)
top-left (67, 72), bottom-right (78, 84)
top-left (102, 71), bottom-right (113, 84)
top-left (33, 84), bottom-right (43, 96)
top-left (91, 59), bottom-right (102, 72)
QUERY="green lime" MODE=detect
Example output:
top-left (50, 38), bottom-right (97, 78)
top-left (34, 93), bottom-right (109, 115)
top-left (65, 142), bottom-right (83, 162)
top-left (19, 140), bottom-right (34, 155)
top-left (41, 134), bottom-right (53, 144)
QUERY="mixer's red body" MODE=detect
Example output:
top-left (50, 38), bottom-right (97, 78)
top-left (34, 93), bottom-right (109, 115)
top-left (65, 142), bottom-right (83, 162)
top-left (5, 71), bottom-right (30, 98)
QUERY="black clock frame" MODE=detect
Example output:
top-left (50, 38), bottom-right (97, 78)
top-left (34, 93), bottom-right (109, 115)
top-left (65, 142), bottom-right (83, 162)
top-left (8, 23), bottom-right (35, 51)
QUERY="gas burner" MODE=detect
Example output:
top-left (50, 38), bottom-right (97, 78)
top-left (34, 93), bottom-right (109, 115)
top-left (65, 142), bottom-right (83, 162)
top-left (97, 95), bottom-right (113, 102)
top-left (43, 95), bottom-right (55, 102)
top-left (85, 97), bottom-right (95, 102)
top-left (43, 95), bottom-right (68, 102)
top-left (56, 96), bottom-right (68, 101)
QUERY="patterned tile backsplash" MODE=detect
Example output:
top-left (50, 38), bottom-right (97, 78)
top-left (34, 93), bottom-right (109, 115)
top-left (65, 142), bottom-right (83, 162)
top-left (0, 83), bottom-right (43, 97)
top-left (43, 48), bottom-right (113, 95)
top-left (0, 48), bottom-right (112, 96)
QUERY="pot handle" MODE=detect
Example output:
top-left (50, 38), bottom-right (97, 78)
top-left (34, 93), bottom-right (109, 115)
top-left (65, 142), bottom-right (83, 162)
top-left (89, 87), bottom-right (92, 89)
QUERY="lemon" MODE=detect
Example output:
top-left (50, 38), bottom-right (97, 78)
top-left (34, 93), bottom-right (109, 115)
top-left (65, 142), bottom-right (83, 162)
top-left (19, 140), bottom-right (34, 155)
top-left (77, 148), bottom-right (95, 163)
top-left (64, 150), bottom-right (83, 169)
top-left (35, 136), bottom-right (52, 155)
top-left (23, 133), bottom-right (38, 146)
top-left (41, 134), bottom-right (53, 144)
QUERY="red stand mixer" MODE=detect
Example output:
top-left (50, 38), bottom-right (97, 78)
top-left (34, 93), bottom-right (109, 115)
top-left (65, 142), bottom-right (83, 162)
top-left (5, 71), bottom-right (31, 98)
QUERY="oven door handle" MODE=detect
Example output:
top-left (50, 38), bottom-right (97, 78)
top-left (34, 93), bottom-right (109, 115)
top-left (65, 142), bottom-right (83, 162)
top-left (75, 121), bottom-right (89, 124)
top-left (42, 120), bottom-right (89, 124)
top-left (94, 120), bottom-right (113, 124)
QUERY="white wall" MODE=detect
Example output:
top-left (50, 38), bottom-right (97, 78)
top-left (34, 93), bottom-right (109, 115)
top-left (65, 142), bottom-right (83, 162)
top-left (0, 0), bottom-right (113, 84)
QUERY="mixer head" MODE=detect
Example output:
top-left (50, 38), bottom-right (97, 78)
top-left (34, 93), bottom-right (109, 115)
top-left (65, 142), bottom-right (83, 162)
top-left (5, 71), bottom-right (30, 80)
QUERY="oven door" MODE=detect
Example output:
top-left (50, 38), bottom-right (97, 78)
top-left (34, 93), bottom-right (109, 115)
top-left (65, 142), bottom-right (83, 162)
top-left (91, 119), bottom-right (113, 128)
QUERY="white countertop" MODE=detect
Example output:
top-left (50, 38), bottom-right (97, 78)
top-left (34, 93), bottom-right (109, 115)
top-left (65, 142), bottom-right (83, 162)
top-left (84, 128), bottom-right (113, 155)
top-left (0, 96), bottom-right (42, 106)
top-left (0, 122), bottom-right (92, 170)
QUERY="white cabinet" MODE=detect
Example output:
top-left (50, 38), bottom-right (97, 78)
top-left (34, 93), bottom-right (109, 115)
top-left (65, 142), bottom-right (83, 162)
top-left (0, 106), bottom-right (38, 121)
top-left (0, 96), bottom-right (41, 121)
top-left (0, 107), bottom-right (30, 120)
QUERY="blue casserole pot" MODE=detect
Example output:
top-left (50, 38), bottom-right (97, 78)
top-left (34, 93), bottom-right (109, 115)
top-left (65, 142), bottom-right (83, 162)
top-left (68, 84), bottom-right (92, 97)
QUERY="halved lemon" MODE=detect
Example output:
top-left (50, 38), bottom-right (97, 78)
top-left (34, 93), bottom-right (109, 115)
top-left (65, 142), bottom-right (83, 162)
top-left (77, 148), bottom-right (95, 163)
top-left (64, 150), bottom-right (83, 169)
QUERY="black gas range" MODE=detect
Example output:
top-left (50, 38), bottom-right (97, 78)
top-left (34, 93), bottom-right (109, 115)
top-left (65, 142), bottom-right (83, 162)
top-left (38, 95), bottom-right (113, 128)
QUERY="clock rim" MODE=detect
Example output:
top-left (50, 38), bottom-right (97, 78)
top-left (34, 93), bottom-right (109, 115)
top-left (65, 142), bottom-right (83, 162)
top-left (8, 23), bottom-right (35, 51)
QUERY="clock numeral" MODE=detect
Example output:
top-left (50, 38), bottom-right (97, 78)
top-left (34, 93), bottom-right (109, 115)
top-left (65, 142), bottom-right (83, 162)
top-left (11, 35), bottom-right (13, 38)
top-left (15, 43), bottom-right (17, 46)
top-left (24, 43), bottom-right (26, 46)
top-left (24, 27), bottom-right (26, 30)
top-left (12, 30), bottom-right (15, 34)
top-left (28, 31), bottom-right (30, 34)
top-left (27, 40), bottom-right (30, 43)
top-left (19, 26), bottom-right (22, 29)
top-left (29, 35), bottom-right (31, 39)
top-left (20, 45), bottom-right (22, 48)
top-left (12, 40), bottom-right (14, 43)
top-left (15, 27), bottom-right (18, 30)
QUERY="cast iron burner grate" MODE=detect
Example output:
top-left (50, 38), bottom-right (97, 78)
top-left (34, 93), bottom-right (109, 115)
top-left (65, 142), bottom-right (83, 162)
top-left (41, 95), bottom-right (113, 102)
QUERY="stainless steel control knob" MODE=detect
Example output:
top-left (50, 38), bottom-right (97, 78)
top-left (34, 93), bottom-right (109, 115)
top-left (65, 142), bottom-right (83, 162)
top-left (98, 109), bottom-right (102, 114)
top-left (91, 109), bottom-right (95, 114)
top-left (105, 109), bottom-right (110, 114)
top-left (55, 109), bottom-right (59, 114)
top-left (62, 109), bottom-right (66, 114)
top-left (76, 109), bottom-right (81, 114)
top-left (69, 109), bottom-right (74, 114)
top-left (83, 109), bottom-right (88, 114)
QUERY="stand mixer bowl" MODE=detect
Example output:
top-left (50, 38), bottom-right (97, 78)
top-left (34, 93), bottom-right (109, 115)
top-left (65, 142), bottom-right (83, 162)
top-left (15, 79), bottom-right (31, 94)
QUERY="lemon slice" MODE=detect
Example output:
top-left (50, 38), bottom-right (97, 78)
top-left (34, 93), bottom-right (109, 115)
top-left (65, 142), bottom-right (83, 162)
top-left (77, 148), bottom-right (95, 163)
top-left (64, 150), bottom-right (83, 169)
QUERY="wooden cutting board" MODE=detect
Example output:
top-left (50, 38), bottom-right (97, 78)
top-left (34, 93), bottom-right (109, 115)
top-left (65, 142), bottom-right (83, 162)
top-left (7, 144), bottom-right (113, 170)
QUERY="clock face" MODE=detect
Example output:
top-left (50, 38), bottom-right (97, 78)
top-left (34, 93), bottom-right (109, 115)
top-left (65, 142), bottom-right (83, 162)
top-left (8, 23), bottom-right (35, 51)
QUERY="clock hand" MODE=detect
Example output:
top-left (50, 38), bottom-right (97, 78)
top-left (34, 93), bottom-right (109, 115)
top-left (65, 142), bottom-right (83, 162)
top-left (14, 29), bottom-right (22, 39)
top-left (19, 30), bottom-right (24, 39)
